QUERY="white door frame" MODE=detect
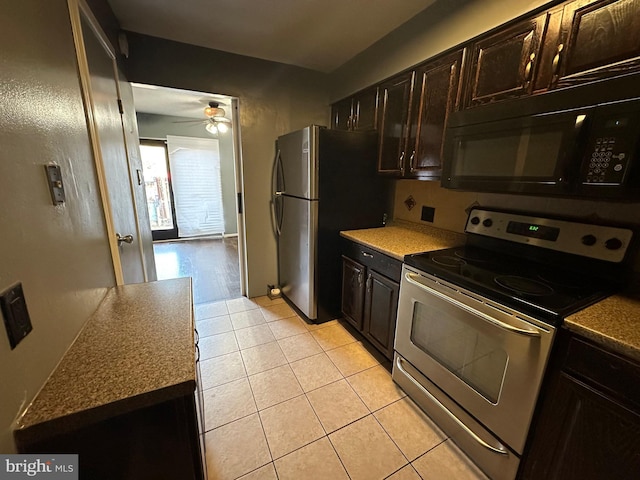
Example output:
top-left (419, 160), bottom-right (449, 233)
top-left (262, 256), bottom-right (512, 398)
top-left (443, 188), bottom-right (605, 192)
top-left (231, 98), bottom-right (248, 297)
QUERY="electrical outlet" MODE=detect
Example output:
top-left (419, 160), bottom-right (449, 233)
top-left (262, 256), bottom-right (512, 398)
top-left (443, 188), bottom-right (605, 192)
top-left (421, 206), bottom-right (436, 223)
top-left (1, 283), bottom-right (33, 349)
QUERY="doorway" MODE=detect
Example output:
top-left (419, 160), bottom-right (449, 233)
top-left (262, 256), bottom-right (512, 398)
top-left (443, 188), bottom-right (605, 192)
top-left (131, 84), bottom-right (246, 303)
top-left (140, 140), bottom-right (178, 241)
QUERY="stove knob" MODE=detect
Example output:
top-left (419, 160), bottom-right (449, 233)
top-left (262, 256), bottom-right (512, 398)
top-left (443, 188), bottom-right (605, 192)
top-left (470, 216), bottom-right (480, 225)
top-left (581, 234), bottom-right (597, 246)
top-left (605, 237), bottom-right (623, 250)
top-left (482, 218), bottom-right (493, 227)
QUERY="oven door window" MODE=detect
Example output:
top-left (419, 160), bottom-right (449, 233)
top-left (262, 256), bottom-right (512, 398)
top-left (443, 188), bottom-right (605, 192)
top-left (410, 301), bottom-right (508, 404)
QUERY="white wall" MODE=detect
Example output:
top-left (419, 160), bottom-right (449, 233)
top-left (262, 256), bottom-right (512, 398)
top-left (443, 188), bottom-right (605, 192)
top-left (136, 112), bottom-right (239, 235)
top-left (0, 0), bottom-right (116, 453)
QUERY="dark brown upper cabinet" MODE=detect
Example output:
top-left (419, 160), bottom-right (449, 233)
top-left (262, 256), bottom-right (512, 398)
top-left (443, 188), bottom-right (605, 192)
top-left (407, 50), bottom-right (464, 179)
top-left (377, 72), bottom-right (415, 175)
top-left (551, 0), bottom-right (640, 88)
top-left (331, 87), bottom-right (379, 131)
top-left (464, 14), bottom-right (548, 108)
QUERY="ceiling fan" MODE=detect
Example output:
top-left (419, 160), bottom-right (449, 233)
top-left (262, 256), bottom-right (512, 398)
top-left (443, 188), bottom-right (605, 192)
top-left (173, 101), bottom-right (232, 134)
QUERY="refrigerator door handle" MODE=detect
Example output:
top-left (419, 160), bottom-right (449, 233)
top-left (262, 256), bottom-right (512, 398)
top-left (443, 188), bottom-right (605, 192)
top-left (271, 195), bottom-right (283, 237)
top-left (271, 149), bottom-right (284, 237)
top-left (273, 148), bottom-right (285, 195)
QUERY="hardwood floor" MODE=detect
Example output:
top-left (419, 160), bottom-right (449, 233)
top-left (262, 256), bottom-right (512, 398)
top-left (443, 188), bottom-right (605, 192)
top-left (153, 236), bottom-right (241, 304)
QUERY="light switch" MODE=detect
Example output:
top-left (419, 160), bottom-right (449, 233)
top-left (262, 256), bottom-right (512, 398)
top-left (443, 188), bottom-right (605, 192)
top-left (1, 283), bottom-right (33, 349)
top-left (44, 164), bottom-right (66, 205)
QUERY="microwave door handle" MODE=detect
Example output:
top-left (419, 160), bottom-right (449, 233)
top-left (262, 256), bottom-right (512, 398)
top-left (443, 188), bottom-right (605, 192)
top-left (404, 272), bottom-right (542, 337)
top-left (395, 356), bottom-right (509, 456)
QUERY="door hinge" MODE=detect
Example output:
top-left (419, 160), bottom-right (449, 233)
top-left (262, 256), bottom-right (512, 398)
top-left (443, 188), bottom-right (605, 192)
top-left (237, 192), bottom-right (243, 214)
top-left (117, 99), bottom-right (124, 114)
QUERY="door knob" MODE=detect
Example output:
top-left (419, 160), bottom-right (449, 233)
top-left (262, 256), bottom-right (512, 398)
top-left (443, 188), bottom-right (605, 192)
top-left (116, 233), bottom-right (134, 246)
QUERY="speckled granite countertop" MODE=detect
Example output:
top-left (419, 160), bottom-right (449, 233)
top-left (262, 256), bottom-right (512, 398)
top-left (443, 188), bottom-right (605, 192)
top-left (565, 282), bottom-right (640, 363)
top-left (14, 278), bottom-right (195, 447)
top-left (340, 220), bottom-right (466, 260)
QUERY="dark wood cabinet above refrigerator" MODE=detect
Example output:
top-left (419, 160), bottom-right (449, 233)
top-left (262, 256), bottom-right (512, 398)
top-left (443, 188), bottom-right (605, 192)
top-left (331, 87), bottom-right (379, 132)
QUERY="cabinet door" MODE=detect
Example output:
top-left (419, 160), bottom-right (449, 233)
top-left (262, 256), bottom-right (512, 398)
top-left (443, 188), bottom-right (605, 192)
top-left (331, 97), bottom-right (353, 130)
top-left (522, 372), bottom-right (640, 480)
top-left (553, 0), bottom-right (640, 88)
top-left (352, 87), bottom-right (379, 131)
top-left (377, 72), bottom-right (415, 175)
top-left (407, 50), bottom-right (464, 179)
top-left (363, 270), bottom-right (399, 359)
top-left (464, 15), bottom-right (547, 108)
top-left (341, 256), bottom-right (365, 329)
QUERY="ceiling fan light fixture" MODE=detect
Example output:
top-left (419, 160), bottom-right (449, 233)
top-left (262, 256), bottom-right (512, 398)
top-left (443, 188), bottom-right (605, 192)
top-left (217, 122), bottom-right (229, 133)
top-left (205, 122), bottom-right (218, 135)
top-left (204, 101), bottom-right (225, 118)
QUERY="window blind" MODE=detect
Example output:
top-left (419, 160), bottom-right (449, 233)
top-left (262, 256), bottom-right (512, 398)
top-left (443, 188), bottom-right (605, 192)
top-left (166, 135), bottom-right (224, 237)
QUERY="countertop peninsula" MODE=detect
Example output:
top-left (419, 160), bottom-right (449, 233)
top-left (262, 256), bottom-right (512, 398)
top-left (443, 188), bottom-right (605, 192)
top-left (14, 278), bottom-right (196, 448)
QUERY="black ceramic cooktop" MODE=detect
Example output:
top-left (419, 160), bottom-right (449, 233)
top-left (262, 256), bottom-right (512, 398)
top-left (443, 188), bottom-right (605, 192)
top-left (404, 246), bottom-right (615, 324)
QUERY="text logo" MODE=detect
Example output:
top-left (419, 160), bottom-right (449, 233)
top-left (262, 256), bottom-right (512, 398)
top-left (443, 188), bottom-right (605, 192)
top-left (0, 455), bottom-right (78, 479)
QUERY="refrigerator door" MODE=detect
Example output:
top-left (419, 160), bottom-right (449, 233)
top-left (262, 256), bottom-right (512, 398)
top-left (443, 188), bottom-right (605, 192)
top-left (278, 195), bottom-right (318, 320)
top-left (277, 126), bottom-right (319, 200)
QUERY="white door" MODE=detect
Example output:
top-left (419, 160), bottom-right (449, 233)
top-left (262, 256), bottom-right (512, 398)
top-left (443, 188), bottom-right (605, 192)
top-left (69, 0), bottom-right (146, 284)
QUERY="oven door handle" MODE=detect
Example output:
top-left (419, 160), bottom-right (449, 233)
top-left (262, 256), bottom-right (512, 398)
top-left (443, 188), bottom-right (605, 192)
top-left (395, 356), bottom-right (509, 456)
top-left (405, 272), bottom-right (542, 338)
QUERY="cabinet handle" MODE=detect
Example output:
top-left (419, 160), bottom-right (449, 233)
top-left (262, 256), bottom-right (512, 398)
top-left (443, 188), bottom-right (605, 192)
top-left (409, 150), bottom-right (416, 170)
top-left (346, 116), bottom-right (352, 130)
top-left (358, 271), bottom-right (364, 285)
top-left (398, 151), bottom-right (405, 171)
top-left (361, 251), bottom-right (374, 258)
top-left (552, 43), bottom-right (564, 76)
top-left (524, 53), bottom-right (536, 82)
top-left (366, 274), bottom-right (373, 293)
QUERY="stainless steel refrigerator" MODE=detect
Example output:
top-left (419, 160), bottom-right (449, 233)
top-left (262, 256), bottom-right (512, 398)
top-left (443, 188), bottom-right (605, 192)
top-left (271, 125), bottom-right (389, 323)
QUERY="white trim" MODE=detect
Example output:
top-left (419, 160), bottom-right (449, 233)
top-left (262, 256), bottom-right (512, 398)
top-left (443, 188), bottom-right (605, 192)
top-left (231, 98), bottom-right (248, 297)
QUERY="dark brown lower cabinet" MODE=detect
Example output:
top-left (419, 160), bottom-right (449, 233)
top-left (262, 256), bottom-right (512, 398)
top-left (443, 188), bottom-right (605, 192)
top-left (341, 240), bottom-right (401, 360)
top-left (519, 329), bottom-right (640, 480)
top-left (20, 394), bottom-right (205, 480)
top-left (341, 255), bottom-right (366, 330)
top-left (362, 269), bottom-right (400, 359)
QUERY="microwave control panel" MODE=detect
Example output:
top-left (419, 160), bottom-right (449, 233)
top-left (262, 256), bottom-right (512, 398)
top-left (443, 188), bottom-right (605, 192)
top-left (580, 111), bottom-right (640, 185)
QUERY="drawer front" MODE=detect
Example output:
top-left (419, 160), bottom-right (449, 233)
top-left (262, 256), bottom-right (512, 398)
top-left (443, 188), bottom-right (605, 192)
top-left (343, 240), bottom-right (402, 282)
top-left (564, 336), bottom-right (640, 410)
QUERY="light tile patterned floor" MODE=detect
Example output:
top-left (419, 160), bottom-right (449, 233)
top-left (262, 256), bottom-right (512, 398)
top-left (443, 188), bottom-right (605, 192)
top-left (195, 296), bottom-right (489, 480)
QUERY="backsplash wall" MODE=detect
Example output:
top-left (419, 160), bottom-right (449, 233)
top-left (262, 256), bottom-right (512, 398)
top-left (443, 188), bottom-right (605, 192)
top-left (393, 180), bottom-right (640, 271)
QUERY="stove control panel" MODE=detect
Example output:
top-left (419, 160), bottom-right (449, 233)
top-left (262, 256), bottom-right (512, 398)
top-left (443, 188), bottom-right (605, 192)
top-left (465, 208), bottom-right (634, 263)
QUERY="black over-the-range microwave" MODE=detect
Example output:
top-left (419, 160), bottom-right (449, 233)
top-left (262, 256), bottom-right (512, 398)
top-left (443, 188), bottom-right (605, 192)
top-left (441, 87), bottom-right (640, 200)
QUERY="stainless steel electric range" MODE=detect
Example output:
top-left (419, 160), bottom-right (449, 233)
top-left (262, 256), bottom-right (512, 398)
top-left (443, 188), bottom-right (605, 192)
top-left (392, 207), bottom-right (634, 480)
